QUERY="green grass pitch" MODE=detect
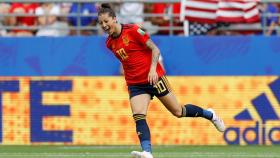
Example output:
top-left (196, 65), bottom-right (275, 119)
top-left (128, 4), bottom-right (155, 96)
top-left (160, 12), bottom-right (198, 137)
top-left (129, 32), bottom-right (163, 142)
top-left (0, 145), bottom-right (278, 158)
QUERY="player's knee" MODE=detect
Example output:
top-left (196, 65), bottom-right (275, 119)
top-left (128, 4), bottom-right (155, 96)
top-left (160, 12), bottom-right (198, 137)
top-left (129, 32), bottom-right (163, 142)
top-left (171, 108), bottom-right (182, 118)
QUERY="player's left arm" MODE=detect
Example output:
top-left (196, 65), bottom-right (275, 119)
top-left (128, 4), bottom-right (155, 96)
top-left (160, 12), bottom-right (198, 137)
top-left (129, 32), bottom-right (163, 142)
top-left (146, 39), bottom-right (160, 85)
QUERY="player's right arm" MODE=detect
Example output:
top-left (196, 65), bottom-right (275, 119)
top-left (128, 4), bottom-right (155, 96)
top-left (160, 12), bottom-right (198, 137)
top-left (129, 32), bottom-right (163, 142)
top-left (130, 25), bottom-right (161, 85)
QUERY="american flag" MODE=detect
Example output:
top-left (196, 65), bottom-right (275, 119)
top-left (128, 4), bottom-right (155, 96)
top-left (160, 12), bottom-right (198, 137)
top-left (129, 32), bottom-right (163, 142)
top-left (181, 0), bottom-right (260, 24)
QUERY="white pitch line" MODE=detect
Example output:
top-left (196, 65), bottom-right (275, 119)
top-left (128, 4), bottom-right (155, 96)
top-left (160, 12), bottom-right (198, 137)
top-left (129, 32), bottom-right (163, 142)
top-left (0, 153), bottom-right (130, 157)
top-left (0, 153), bottom-right (278, 158)
top-left (58, 145), bottom-right (136, 149)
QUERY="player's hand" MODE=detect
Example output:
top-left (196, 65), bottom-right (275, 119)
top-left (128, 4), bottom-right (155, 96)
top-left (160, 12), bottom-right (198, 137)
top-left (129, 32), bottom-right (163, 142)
top-left (148, 69), bottom-right (158, 85)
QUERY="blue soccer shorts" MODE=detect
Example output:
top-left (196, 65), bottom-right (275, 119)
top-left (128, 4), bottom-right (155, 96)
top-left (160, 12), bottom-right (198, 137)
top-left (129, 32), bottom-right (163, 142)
top-left (128, 76), bottom-right (172, 99)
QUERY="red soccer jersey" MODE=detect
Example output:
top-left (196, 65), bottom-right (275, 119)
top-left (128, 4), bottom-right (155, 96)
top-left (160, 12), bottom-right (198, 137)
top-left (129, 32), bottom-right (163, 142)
top-left (106, 24), bottom-right (165, 85)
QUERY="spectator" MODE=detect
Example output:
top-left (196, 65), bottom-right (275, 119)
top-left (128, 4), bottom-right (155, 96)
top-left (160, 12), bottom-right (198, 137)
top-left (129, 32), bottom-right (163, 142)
top-left (8, 3), bottom-right (39, 36)
top-left (135, 3), bottom-right (159, 35)
top-left (119, 2), bottom-right (144, 24)
top-left (150, 3), bottom-right (183, 35)
top-left (35, 3), bottom-right (69, 36)
top-left (68, 3), bottom-right (97, 35)
top-left (0, 3), bottom-right (10, 36)
top-left (59, 2), bottom-right (72, 22)
top-left (261, 3), bottom-right (279, 36)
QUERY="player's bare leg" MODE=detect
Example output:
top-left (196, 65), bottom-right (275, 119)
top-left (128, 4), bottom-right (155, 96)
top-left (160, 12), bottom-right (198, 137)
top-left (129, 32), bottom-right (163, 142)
top-left (158, 92), bottom-right (182, 117)
top-left (130, 94), bottom-right (150, 115)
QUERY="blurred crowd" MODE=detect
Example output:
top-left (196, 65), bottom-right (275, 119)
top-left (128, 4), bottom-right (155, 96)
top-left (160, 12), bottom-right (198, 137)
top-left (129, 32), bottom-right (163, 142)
top-left (0, 2), bottom-right (279, 37)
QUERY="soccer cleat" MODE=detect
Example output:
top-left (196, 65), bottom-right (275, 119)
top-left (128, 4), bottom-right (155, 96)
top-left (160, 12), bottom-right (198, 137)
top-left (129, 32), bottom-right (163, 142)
top-left (207, 108), bottom-right (225, 132)
top-left (131, 151), bottom-right (153, 158)
top-left (131, 151), bottom-right (142, 158)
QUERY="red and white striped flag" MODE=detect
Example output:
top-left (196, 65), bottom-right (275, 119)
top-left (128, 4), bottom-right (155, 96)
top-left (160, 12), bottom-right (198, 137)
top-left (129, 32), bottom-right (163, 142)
top-left (181, 0), bottom-right (260, 23)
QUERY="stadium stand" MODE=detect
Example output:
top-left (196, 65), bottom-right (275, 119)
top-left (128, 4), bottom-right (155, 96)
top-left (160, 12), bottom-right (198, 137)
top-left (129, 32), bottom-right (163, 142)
top-left (0, 0), bottom-right (279, 36)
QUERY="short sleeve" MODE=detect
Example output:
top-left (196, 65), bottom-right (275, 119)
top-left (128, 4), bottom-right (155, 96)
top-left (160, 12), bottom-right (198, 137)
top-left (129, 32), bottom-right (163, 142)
top-left (131, 25), bottom-right (150, 45)
top-left (106, 38), bottom-right (112, 50)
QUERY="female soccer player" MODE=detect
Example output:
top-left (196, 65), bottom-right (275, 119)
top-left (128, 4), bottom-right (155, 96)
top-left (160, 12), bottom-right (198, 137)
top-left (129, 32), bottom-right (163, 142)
top-left (98, 4), bottom-right (225, 158)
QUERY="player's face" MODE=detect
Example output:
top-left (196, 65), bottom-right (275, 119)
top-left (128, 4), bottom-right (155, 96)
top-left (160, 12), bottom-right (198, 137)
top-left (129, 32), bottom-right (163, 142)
top-left (98, 13), bottom-right (117, 36)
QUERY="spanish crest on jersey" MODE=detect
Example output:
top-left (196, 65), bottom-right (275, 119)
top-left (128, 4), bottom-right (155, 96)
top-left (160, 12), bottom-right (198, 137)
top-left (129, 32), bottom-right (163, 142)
top-left (122, 35), bottom-right (129, 46)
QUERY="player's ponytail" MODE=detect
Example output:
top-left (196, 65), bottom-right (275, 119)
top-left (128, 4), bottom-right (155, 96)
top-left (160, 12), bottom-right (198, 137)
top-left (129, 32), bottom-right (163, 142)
top-left (98, 3), bottom-right (116, 18)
